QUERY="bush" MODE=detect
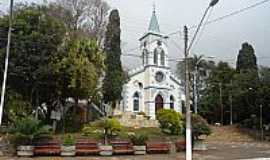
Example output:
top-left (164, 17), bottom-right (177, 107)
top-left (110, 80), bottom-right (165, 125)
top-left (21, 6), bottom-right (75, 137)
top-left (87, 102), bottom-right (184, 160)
top-left (156, 109), bottom-right (183, 135)
top-left (4, 91), bottom-right (31, 123)
top-left (62, 134), bottom-right (75, 146)
top-left (81, 123), bottom-right (103, 140)
top-left (240, 114), bottom-right (260, 129)
top-left (183, 114), bottom-right (212, 140)
top-left (104, 117), bottom-right (122, 137)
top-left (8, 116), bottom-right (52, 146)
top-left (81, 118), bottom-right (122, 144)
top-left (129, 133), bottom-right (148, 145)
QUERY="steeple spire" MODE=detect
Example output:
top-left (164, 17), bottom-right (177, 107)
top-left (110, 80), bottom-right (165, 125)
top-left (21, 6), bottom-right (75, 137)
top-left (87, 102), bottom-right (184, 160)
top-left (148, 4), bottom-right (160, 33)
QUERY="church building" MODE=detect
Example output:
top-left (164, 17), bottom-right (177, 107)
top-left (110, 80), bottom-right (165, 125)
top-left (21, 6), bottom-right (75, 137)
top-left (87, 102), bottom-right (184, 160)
top-left (121, 9), bottom-right (184, 120)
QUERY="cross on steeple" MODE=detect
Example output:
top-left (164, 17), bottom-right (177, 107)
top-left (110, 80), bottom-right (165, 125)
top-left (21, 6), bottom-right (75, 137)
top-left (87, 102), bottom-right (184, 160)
top-left (148, 3), bottom-right (160, 33)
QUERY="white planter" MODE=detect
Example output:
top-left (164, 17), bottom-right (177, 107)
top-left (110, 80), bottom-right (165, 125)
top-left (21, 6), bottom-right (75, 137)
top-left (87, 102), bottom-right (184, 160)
top-left (193, 140), bottom-right (207, 151)
top-left (99, 145), bottom-right (113, 156)
top-left (133, 145), bottom-right (146, 155)
top-left (17, 145), bottom-right (33, 157)
top-left (61, 146), bottom-right (76, 156)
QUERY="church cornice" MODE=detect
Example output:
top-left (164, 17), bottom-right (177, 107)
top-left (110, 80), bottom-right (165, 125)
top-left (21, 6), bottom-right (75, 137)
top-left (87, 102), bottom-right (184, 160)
top-left (139, 32), bottom-right (169, 41)
top-left (144, 86), bottom-right (170, 90)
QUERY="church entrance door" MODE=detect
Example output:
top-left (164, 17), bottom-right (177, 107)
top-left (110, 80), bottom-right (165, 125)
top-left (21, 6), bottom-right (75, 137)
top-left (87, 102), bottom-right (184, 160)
top-left (155, 95), bottom-right (164, 114)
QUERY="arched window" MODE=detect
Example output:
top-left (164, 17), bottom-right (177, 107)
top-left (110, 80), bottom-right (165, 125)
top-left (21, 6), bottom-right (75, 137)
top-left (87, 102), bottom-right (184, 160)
top-left (160, 50), bottom-right (165, 66)
top-left (170, 95), bottom-right (175, 109)
top-left (133, 92), bottom-right (140, 112)
top-left (154, 49), bottom-right (158, 65)
top-left (143, 49), bottom-right (148, 65)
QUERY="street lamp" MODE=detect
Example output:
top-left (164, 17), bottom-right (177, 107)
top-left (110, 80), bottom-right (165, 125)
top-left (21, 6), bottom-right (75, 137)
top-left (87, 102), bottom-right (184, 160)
top-left (184, 0), bottom-right (219, 160)
top-left (193, 56), bottom-right (214, 114)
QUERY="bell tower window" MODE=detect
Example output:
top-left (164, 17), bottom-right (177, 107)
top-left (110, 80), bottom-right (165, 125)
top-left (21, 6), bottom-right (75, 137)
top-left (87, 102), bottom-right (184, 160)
top-left (160, 50), bottom-right (165, 66)
top-left (154, 49), bottom-right (158, 65)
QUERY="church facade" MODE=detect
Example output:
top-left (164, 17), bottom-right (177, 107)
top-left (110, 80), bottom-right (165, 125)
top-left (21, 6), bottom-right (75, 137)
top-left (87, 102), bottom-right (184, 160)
top-left (121, 9), bottom-right (184, 120)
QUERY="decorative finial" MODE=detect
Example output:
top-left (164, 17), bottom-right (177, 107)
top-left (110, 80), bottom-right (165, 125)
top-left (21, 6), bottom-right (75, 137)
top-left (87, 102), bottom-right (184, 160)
top-left (153, 2), bottom-right (156, 13)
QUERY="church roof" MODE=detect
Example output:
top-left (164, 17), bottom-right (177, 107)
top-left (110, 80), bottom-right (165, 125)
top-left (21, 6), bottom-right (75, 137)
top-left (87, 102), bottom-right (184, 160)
top-left (148, 9), bottom-right (160, 33)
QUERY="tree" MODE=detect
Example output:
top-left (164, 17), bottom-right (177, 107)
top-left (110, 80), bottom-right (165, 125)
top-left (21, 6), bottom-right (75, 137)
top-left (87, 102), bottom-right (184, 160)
top-left (0, 4), bottom-right (66, 108)
top-left (236, 42), bottom-right (258, 76)
top-left (51, 0), bottom-right (110, 46)
top-left (53, 37), bottom-right (104, 103)
top-left (200, 62), bottom-right (235, 124)
top-left (102, 9), bottom-right (125, 110)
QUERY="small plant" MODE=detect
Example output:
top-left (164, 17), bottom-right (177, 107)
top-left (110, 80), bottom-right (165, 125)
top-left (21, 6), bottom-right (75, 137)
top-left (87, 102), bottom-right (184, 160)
top-left (8, 116), bottom-right (52, 146)
top-left (63, 134), bottom-right (75, 146)
top-left (156, 109), bottom-right (183, 135)
top-left (137, 112), bottom-right (146, 116)
top-left (183, 114), bottom-right (212, 141)
top-left (129, 134), bottom-right (148, 146)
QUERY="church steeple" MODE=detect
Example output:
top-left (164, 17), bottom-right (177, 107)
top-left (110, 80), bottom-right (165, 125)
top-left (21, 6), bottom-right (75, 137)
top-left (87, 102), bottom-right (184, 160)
top-left (148, 5), bottom-right (160, 33)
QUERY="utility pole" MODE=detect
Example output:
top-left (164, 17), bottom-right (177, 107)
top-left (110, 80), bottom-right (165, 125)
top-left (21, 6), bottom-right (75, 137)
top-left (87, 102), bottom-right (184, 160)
top-left (194, 65), bottom-right (198, 114)
top-left (229, 80), bottom-right (233, 125)
top-left (0, 0), bottom-right (14, 125)
top-left (219, 82), bottom-right (223, 125)
top-left (184, 26), bottom-right (192, 160)
top-left (260, 104), bottom-right (263, 141)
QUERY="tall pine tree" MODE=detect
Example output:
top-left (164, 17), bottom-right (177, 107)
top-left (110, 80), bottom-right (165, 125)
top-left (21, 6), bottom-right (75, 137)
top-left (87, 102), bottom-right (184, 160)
top-left (102, 9), bottom-right (124, 108)
top-left (236, 42), bottom-right (258, 74)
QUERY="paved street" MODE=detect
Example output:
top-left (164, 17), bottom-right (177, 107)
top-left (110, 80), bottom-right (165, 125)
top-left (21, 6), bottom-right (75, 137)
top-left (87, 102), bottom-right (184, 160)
top-left (1, 141), bottom-right (270, 160)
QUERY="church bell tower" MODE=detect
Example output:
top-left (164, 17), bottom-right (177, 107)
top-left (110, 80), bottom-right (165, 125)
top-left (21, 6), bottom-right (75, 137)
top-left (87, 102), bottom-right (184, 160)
top-left (139, 7), bottom-right (169, 68)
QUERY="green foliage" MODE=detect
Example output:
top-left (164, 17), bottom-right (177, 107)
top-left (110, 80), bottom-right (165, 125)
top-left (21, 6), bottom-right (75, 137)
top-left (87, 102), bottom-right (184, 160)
top-left (103, 117), bottom-right (122, 137)
top-left (190, 114), bottom-right (211, 140)
top-left (200, 61), bottom-right (236, 124)
top-left (4, 90), bottom-right (31, 123)
top-left (236, 42), bottom-right (258, 75)
top-left (240, 114), bottom-right (260, 129)
top-left (62, 134), bottom-right (75, 146)
top-left (0, 4), bottom-right (67, 107)
top-left (102, 9), bottom-right (125, 105)
top-left (129, 134), bottom-right (148, 145)
top-left (81, 119), bottom-right (122, 141)
top-left (8, 116), bottom-right (52, 146)
top-left (156, 109), bottom-right (183, 135)
top-left (182, 114), bottom-right (211, 141)
top-left (81, 123), bottom-right (103, 140)
top-left (53, 37), bottom-right (104, 100)
top-left (137, 111), bottom-right (146, 116)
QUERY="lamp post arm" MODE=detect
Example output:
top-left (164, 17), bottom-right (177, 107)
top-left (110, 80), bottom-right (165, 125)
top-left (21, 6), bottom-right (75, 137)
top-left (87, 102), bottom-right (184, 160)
top-left (188, 6), bottom-right (211, 52)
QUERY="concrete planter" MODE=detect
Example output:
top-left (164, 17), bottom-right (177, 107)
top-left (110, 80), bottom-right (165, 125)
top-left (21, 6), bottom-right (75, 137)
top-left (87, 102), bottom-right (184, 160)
top-left (60, 146), bottom-right (76, 156)
top-left (17, 145), bottom-right (33, 157)
top-left (193, 140), bottom-right (207, 151)
top-left (99, 145), bottom-right (113, 156)
top-left (133, 145), bottom-right (146, 155)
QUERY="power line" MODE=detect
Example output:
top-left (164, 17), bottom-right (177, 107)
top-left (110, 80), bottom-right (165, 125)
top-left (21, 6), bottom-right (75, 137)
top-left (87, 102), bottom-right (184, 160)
top-left (123, 0), bottom-right (270, 56)
top-left (189, 0), bottom-right (270, 29)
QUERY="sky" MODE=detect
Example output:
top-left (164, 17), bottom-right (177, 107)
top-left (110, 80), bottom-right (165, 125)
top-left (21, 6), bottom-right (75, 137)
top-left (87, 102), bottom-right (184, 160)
top-left (1, 0), bottom-right (270, 71)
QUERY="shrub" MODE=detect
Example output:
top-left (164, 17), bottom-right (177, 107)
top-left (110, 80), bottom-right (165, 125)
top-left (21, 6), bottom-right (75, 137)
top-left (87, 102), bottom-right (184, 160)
top-left (82, 118), bottom-right (122, 144)
top-left (240, 114), bottom-right (260, 129)
top-left (137, 112), bottom-right (146, 116)
top-left (183, 114), bottom-right (212, 140)
top-left (62, 134), bottom-right (75, 146)
top-left (81, 124), bottom-right (103, 140)
top-left (104, 117), bottom-right (122, 137)
top-left (129, 134), bottom-right (148, 145)
top-left (156, 109), bottom-right (183, 135)
top-left (8, 116), bottom-right (52, 146)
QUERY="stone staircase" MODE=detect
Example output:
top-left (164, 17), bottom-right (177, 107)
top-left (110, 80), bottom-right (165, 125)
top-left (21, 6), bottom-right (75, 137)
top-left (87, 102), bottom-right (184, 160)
top-left (116, 112), bottom-right (159, 128)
